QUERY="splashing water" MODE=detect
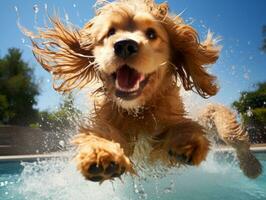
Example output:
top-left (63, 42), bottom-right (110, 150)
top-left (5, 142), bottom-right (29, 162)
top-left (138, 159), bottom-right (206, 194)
top-left (21, 38), bottom-right (25, 44)
top-left (33, 4), bottom-right (39, 25)
top-left (18, 157), bottom-right (130, 200)
top-left (14, 6), bottom-right (20, 26)
top-left (64, 12), bottom-right (70, 23)
top-left (247, 107), bottom-right (253, 117)
top-left (33, 4), bottom-right (39, 14)
top-left (1, 150), bottom-right (263, 200)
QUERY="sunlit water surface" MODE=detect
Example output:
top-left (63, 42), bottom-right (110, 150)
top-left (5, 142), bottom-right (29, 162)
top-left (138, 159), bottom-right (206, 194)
top-left (0, 151), bottom-right (265, 200)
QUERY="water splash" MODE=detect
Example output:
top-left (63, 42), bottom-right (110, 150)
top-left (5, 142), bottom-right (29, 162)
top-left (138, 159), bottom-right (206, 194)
top-left (33, 4), bottom-right (39, 14)
top-left (33, 4), bottom-right (39, 25)
top-left (21, 38), bottom-right (26, 44)
top-left (2, 135), bottom-right (265, 200)
top-left (64, 12), bottom-right (70, 22)
top-left (163, 180), bottom-right (174, 194)
top-left (247, 107), bottom-right (253, 117)
top-left (14, 6), bottom-right (20, 27)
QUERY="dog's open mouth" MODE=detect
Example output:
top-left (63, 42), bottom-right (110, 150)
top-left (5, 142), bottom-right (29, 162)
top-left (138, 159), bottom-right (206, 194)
top-left (112, 65), bottom-right (149, 100)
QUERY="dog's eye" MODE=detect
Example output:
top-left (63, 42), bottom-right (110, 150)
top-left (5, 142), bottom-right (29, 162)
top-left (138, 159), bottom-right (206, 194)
top-left (146, 28), bottom-right (157, 40)
top-left (107, 27), bottom-right (116, 37)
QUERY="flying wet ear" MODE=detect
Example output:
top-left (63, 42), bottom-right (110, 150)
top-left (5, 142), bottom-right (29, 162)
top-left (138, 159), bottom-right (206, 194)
top-left (145, 0), bottom-right (220, 98)
top-left (172, 27), bottom-right (220, 97)
top-left (164, 19), bottom-right (221, 97)
top-left (26, 17), bottom-right (97, 92)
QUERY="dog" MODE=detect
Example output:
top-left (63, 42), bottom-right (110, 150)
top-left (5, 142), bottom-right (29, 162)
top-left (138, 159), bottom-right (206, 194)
top-left (27, 0), bottom-right (262, 182)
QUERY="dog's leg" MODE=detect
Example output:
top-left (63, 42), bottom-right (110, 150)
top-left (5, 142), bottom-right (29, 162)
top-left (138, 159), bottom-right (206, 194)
top-left (198, 104), bottom-right (262, 178)
top-left (72, 132), bottom-right (134, 182)
top-left (152, 120), bottom-right (210, 166)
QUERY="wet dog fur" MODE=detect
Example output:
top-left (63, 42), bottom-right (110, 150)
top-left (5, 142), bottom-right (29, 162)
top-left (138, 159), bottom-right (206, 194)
top-left (29, 0), bottom-right (224, 182)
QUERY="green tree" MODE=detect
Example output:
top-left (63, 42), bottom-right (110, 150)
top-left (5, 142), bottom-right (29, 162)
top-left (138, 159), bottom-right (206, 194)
top-left (0, 48), bottom-right (39, 126)
top-left (233, 82), bottom-right (266, 143)
top-left (38, 93), bottom-right (81, 133)
top-left (32, 94), bottom-right (82, 152)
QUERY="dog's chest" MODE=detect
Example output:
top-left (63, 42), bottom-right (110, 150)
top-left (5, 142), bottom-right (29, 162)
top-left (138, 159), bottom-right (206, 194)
top-left (131, 134), bottom-right (153, 162)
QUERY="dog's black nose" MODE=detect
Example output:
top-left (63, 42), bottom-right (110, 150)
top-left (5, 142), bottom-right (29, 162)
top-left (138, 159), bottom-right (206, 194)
top-left (114, 39), bottom-right (138, 58)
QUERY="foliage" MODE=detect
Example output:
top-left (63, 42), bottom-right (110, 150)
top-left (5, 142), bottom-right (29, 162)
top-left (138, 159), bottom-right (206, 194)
top-left (38, 94), bottom-right (81, 132)
top-left (233, 82), bottom-right (266, 143)
top-left (252, 108), bottom-right (266, 125)
top-left (0, 48), bottom-right (39, 126)
top-left (233, 82), bottom-right (266, 115)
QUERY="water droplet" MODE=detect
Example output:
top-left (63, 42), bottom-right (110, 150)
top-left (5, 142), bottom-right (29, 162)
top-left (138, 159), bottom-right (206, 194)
top-left (65, 13), bottom-right (69, 22)
top-left (243, 72), bottom-right (249, 80)
top-left (59, 140), bottom-right (65, 148)
top-left (73, 4), bottom-right (77, 8)
top-left (247, 107), bottom-right (253, 117)
top-left (33, 4), bottom-right (39, 14)
top-left (14, 6), bottom-right (18, 12)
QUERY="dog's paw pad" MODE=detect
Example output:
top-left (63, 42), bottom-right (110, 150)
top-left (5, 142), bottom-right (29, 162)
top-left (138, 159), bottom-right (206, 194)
top-left (89, 175), bottom-right (104, 182)
top-left (104, 162), bottom-right (119, 175)
top-left (111, 166), bottom-right (126, 178)
top-left (86, 162), bottom-right (127, 182)
top-left (88, 163), bottom-right (104, 175)
top-left (74, 135), bottom-right (134, 182)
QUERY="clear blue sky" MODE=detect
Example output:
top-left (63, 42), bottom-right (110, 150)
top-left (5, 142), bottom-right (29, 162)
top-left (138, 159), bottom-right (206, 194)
top-left (0, 0), bottom-right (266, 111)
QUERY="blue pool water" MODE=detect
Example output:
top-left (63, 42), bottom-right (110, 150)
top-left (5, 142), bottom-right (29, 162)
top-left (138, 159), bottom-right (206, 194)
top-left (0, 151), bottom-right (265, 200)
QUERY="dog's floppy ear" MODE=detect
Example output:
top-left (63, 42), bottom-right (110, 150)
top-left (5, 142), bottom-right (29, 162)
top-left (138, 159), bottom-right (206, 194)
top-left (28, 17), bottom-right (97, 92)
top-left (163, 17), bottom-right (220, 98)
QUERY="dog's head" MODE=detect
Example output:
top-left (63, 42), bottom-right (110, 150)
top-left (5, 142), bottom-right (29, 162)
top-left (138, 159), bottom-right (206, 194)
top-left (30, 0), bottom-right (220, 110)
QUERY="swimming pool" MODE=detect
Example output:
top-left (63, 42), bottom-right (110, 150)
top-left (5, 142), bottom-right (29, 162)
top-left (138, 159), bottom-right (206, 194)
top-left (0, 151), bottom-right (265, 200)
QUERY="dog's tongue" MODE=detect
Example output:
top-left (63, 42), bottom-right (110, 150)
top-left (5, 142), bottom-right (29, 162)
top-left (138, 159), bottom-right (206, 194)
top-left (117, 65), bottom-right (141, 89)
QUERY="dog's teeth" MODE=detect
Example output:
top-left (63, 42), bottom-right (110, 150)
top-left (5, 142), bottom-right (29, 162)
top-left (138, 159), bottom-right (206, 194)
top-left (115, 79), bottom-right (124, 91)
top-left (128, 81), bottom-right (140, 92)
top-left (115, 78), bottom-right (140, 92)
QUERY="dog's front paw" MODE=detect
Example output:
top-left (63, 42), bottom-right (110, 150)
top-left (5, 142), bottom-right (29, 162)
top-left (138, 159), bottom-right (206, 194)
top-left (73, 134), bottom-right (134, 182)
top-left (85, 161), bottom-right (126, 182)
top-left (168, 135), bottom-right (210, 166)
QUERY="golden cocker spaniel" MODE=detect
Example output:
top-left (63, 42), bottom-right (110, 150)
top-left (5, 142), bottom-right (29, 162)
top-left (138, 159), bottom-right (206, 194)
top-left (27, 0), bottom-right (262, 182)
